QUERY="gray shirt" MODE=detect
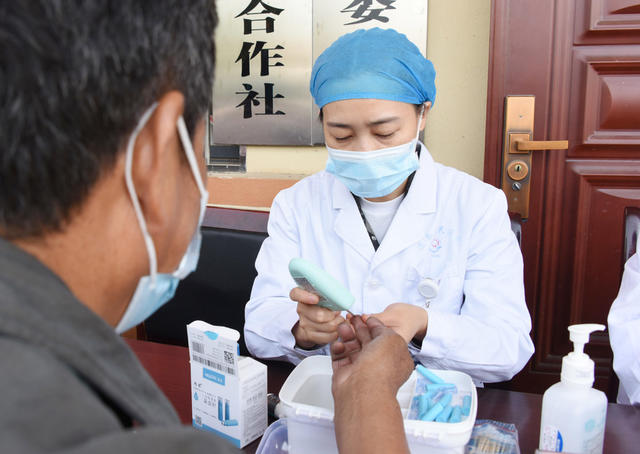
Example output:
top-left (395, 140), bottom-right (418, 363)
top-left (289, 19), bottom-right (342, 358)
top-left (0, 238), bottom-right (238, 453)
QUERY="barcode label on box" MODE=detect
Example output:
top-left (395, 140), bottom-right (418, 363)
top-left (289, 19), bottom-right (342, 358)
top-left (192, 354), bottom-right (235, 376)
top-left (192, 341), bottom-right (205, 354)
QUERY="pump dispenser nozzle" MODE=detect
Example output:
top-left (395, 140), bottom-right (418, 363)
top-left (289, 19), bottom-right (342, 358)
top-left (568, 324), bottom-right (605, 356)
top-left (561, 323), bottom-right (605, 386)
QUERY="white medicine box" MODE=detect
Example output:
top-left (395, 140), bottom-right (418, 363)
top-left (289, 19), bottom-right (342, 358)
top-left (187, 321), bottom-right (267, 448)
top-left (278, 356), bottom-right (477, 454)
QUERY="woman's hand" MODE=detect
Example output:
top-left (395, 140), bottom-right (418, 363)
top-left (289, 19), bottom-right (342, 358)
top-left (290, 287), bottom-right (345, 349)
top-left (366, 303), bottom-right (428, 343)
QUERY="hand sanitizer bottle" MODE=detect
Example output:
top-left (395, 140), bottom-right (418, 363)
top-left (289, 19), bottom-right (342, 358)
top-left (539, 324), bottom-right (608, 453)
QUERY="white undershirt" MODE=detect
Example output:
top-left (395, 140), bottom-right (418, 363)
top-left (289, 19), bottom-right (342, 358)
top-left (358, 194), bottom-right (405, 244)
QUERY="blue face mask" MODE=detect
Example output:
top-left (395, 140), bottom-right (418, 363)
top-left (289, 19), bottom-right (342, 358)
top-left (325, 106), bottom-right (424, 199)
top-left (115, 105), bottom-right (209, 334)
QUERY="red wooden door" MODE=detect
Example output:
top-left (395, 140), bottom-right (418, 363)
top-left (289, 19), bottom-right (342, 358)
top-left (485, 0), bottom-right (640, 399)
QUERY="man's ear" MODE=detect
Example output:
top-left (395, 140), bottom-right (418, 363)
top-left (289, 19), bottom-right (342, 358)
top-left (419, 101), bottom-right (432, 131)
top-left (129, 91), bottom-right (185, 237)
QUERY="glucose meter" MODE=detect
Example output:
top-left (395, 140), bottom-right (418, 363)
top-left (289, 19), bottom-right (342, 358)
top-left (288, 258), bottom-right (356, 314)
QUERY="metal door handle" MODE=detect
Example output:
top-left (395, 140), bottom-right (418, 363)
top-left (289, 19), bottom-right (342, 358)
top-left (501, 96), bottom-right (568, 219)
top-left (515, 140), bottom-right (568, 151)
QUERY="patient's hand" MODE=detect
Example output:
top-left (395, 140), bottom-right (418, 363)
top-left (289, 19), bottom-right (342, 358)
top-left (290, 287), bottom-right (345, 349)
top-left (330, 316), bottom-right (413, 454)
top-left (331, 316), bottom-right (412, 393)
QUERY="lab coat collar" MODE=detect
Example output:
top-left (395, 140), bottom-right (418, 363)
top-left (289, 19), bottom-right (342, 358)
top-left (331, 181), bottom-right (376, 262)
top-left (372, 143), bottom-right (438, 267)
top-left (404, 142), bottom-right (437, 214)
top-left (330, 142), bottom-right (437, 264)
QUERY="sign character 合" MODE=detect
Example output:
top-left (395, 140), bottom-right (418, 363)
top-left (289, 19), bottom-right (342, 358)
top-left (235, 0), bottom-right (284, 17)
top-left (236, 0), bottom-right (284, 35)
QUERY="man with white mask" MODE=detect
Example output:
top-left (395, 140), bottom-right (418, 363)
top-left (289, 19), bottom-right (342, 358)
top-left (0, 1), bottom-right (236, 452)
top-left (245, 28), bottom-right (535, 385)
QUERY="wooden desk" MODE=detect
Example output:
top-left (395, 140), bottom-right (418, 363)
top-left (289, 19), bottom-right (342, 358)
top-left (127, 339), bottom-right (640, 453)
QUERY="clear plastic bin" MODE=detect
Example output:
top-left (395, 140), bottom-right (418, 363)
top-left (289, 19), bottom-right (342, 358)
top-left (256, 418), bottom-right (289, 454)
top-left (278, 356), bottom-right (477, 454)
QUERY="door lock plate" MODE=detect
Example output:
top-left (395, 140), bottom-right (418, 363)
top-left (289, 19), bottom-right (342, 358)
top-left (501, 96), bottom-right (568, 219)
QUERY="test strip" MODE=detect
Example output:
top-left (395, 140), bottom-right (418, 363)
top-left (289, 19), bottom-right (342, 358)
top-left (416, 365), bottom-right (445, 384)
top-left (436, 392), bottom-right (452, 408)
top-left (418, 391), bottom-right (434, 418)
top-left (462, 395), bottom-right (471, 416)
top-left (426, 383), bottom-right (456, 393)
top-left (421, 402), bottom-right (443, 421)
top-left (435, 404), bottom-right (453, 422)
top-left (449, 405), bottom-right (463, 423)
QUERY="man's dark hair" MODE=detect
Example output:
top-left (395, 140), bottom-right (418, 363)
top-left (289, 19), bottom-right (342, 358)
top-left (0, 1), bottom-right (217, 238)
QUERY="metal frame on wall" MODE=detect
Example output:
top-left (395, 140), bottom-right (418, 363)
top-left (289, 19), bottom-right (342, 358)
top-left (210, 0), bottom-right (428, 147)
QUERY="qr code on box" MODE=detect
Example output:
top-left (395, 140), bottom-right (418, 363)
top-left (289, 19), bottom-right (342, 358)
top-left (224, 350), bottom-right (234, 364)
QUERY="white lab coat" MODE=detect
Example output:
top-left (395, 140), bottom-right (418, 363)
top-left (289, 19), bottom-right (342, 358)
top-left (244, 144), bottom-right (534, 384)
top-left (608, 252), bottom-right (640, 405)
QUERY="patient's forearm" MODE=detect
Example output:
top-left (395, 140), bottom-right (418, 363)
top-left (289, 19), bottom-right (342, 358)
top-left (334, 381), bottom-right (409, 454)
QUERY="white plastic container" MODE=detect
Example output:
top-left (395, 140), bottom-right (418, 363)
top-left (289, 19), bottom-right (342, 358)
top-left (539, 324), bottom-right (608, 454)
top-left (278, 356), bottom-right (477, 454)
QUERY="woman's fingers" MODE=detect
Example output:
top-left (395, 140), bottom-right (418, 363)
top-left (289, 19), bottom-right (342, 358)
top-left (290, 287), bottom-right (320, 305)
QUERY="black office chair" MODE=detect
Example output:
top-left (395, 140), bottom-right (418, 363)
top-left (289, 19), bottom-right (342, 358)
top-left (143, 225), bottom-right (267, 355)
top-left (510, 215), bottom-right (522, 247)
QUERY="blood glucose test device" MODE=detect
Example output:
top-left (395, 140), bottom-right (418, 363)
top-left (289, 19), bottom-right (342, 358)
top-left (288, 258), bottom-right (356, 314)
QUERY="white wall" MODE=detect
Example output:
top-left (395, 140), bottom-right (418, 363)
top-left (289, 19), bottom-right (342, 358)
top-left (423, 0), bottom-right (491, 179)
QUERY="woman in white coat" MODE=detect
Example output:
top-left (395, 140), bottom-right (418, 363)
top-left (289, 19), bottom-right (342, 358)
top-left (244, 28), bottom-right (534, 384)
top-left (608, 251), bottom-right (640, 405)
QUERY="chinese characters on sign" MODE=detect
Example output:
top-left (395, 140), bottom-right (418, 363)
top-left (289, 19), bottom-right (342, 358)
top-left (210, 0), bottom-right (427, 146)
top-left (236, 0), bottom-right (284, 33)
top-left (235, 41), bottom-right (284, 77)
top-left (211, 0), bottom-right (311, 145)
top-left (235, 83), bottom-right (285, 118)
top-left (234, 1), bottom-right (287, 119)
top-left (341, 0), bottom-right (397, 25)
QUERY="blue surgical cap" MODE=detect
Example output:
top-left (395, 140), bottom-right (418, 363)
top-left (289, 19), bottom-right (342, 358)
top-left (310, 28), bottom-right (436, 108)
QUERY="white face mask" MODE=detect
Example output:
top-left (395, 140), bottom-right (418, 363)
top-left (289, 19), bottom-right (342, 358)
top-left (115, 104), bottom-right (209, 334)
top-left (325, 105), bottom-right (424, 198)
